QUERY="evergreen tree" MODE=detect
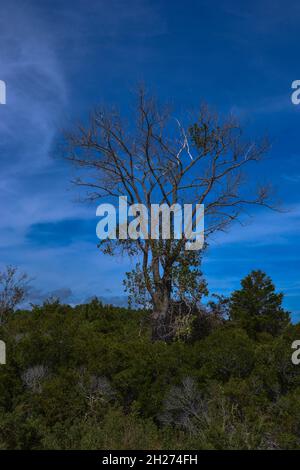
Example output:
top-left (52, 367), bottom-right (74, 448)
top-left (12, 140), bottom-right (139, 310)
top-left (229, 270), bottom-right (290, 336)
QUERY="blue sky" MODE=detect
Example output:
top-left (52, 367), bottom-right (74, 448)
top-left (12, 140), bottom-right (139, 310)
top-left (0, 0), bottom-right (300, 319)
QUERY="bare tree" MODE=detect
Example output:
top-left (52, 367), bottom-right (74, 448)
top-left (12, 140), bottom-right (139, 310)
top-left (65, 87), bottom-right (272, 341)
top-left (160, 377), bottom-right (207, 436)
top-left (77, 371), bottom-right (116, 419)
top-left (160, 377), bottom-right (270, 449)
top-left (21, 365), bottom-right (49, 394)
top-left (0, 266), bottom-right (29, 325)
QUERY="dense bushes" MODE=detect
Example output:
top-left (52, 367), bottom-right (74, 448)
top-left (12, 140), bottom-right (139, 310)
top-left (0, 290), bottom-right (300, 449)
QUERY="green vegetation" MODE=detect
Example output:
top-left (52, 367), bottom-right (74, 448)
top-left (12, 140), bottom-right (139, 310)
top-left (0, 271), bottom-right (300, 450)
top-left (230, 270), bottom-right (290, 337)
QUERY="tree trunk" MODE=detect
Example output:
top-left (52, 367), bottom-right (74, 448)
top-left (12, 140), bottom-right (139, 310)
top-left (151, 290), bottom-right (170, 341)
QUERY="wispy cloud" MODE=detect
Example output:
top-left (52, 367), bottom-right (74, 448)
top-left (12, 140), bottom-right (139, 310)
top-left (0, 0), bottom-right (74, 252)
top-left (211, 203), bottom-right (300, 247)
top-left (0, 1), bottom-right (67, 171)
top-left (0, 0), bottom-right (169, 302)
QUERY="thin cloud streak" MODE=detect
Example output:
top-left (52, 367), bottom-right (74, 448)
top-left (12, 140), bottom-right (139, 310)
top-left (211, 204), bottom-right (300, 247)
